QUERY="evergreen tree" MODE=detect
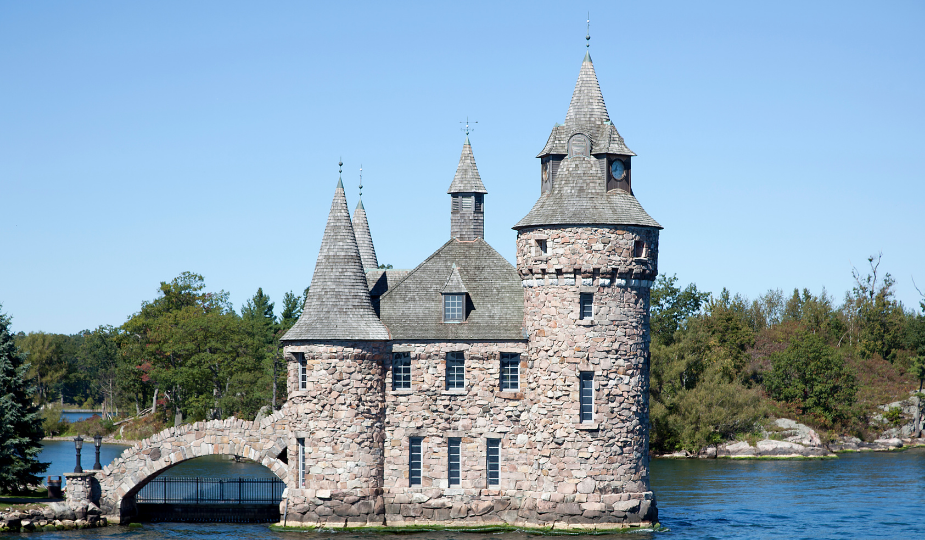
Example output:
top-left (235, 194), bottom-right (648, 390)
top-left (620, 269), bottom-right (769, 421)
top-left (0, 305), bottom-right (48, 493)
top-left (279, 291), bottom-right (303, 332)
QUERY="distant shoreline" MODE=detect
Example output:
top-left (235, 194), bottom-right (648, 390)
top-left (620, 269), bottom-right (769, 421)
top-left (42, 436), bottom-right (136, 445)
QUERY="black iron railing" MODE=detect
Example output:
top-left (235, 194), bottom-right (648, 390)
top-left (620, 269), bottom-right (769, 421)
top-left (136, 477), bottom-right (284, 505)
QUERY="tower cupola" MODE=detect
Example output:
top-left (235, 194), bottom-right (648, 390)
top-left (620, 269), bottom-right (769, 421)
top-left (447, 137), bottom-right (488, 241)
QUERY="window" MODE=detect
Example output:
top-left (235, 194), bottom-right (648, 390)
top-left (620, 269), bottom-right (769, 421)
top-left (297, 352), bottom-right (307, 390)
top-left (452, 196), bottom-right (460, 212)
top-left (444, 294), bottom-right (464, 322)
top-left (579, 293), bottom-right (593, 320)
top-left (392, 352), bottom-right (411, 390)
top-left (409, 437), bottom-right (423, 486)
top-left (486, 439), bottom-right (500, 486)
top-left (446, 352), bottom-right (465, 390)
top-left (579, 372), bottom-right (594, 422)
top-left (634, 240), bottom-right (646, 258)
top-left (448, 438), bottom-right (461, 487)
top-left (461, 196), bottom-right (473, 209)
top-left (297, 438), bottom-right (306, 488)
top-left (474, 194), bottom-right (484, 213)
top-left (536, 239), bottom-right (547, 256)
top-left (500, 353), bottom-right (520, 391)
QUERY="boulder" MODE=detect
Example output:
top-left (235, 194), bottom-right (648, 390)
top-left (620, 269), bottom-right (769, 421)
top-left (873, 438), bottom-right (903, 448)
top-left (774, 418), bottom-right (823, 447)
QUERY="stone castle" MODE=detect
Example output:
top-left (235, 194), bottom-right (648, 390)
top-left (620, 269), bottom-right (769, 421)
top-left (279, 48), bottom-right (662, 530)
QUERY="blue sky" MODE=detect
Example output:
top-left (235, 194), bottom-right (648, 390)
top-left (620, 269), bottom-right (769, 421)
top-left (2, 1), bottom-right (923, 334)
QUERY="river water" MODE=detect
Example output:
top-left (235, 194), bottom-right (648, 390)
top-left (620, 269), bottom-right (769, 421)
top-left (21, 442), bottom-right (925, 539)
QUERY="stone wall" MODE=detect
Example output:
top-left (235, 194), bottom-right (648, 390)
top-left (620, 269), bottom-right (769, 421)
top-left (282, 341), bottom-right (388, 526)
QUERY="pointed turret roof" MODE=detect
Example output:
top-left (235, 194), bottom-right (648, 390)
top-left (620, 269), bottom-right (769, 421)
top-left (352, 198), bottom-right (379, 272)
top-left (537, 55), bottom-right (634, 157)
top-left (282, 180), bottom-right (389, 341)
top-left (447, 137), bottom-right (488, 194)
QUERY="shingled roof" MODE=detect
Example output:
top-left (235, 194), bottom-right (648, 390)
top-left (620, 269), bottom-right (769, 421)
top-left (378, 239), bottom-right (524, 341)
top-left (282, 180), bottom-right (389, 341)
top-left (537, 54), bottom-right (635, 158)
top-left (353, 199), bottom-right (379, 271)
top-left (517, 53), bottom-right (660, 231)
top-left (447, 137), bottom-right (488, 194)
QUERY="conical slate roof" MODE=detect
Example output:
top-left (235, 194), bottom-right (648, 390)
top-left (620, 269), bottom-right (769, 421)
top-left (352, 199), bottom-right (379, 271)
top-left (447, 137), bottom-right (488, 194)
top-left (537, 54), bottom-right (634, 157)
top-left (282, 180), bottom-right (389, 341)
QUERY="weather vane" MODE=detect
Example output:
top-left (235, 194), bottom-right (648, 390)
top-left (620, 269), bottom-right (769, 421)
top-left (460, 117), bottom-right (478, 136)
top-left (586, 13), bottom-right (591, 49)
top-left (359, 164), bottom-right (363, 198)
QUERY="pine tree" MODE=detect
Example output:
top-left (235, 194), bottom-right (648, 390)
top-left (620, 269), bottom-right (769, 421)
top-left (0, 304), bottom-right (48, 493)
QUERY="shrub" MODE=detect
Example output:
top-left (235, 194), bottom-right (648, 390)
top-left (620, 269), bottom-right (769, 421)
top-left (40, 404), bottom-right (69, 436)
top-left (764, 331), bottom-right (857, 427)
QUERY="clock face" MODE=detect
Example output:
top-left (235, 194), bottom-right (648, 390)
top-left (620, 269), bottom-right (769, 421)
top-left (610, 160), bottom-right (625, 180)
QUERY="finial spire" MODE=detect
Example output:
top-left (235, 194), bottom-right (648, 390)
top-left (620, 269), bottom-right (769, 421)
top-left (359, 164), bottom-right (363, 198)
top-left (586, 13), bottom-right (590, 49)
top-left (460, 116), bottom-right (477, 142)
top-left (337, 158), bottom-right (344, 188)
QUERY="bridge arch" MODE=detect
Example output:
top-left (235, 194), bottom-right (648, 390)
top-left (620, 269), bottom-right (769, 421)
top-left (95, 413), bottom-right (290, 521)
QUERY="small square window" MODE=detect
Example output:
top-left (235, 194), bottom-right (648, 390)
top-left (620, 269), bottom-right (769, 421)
top-left (446, 352), bottom-right (465, 390)
top-left (393, 352), bottom-right (411, 390)
top-left (500, 353), bottom-right (520, 391)
top-left (579, 293), bottom-right (593, 320)
top-left (444, 294), bottom-right (464, 322)
top-left (634, 240), bottom-right (646, 258)
top-left (461, 197), bottom-right (473, 209)
top-left (536, 239), bottom-right (547, 256)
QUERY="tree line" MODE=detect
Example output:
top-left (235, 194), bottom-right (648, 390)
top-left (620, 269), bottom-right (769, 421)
top-left (13, 272), bottom-right (307, 426)
top-left (650, 254), bottom-right (925, 453)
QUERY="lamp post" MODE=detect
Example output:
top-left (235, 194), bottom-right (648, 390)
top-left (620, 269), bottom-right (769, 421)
top-left (73, 435), bottom-right (84, 473)
top-left (92, 434), bottom-right (103, 470)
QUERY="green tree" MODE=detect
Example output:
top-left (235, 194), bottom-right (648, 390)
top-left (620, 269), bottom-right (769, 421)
top-left (764, 331), bottom-right (857, 426)
top-left (17, 332), bottom-right (68, 404)
top-left (77, 326), bottom-right (120, 416)
top-left (0, 305), bottom-right (48, 493)
top-left (910, 356), bottom-right (925, 392)
top-left (848, 254), bottom-right (904, 360)
top-left (279, 291), bottom-right (303, 332)
top-left (650, 274), bottom-right (709, 347)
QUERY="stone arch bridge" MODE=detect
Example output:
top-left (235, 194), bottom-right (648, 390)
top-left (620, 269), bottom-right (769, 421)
top-left (90, 412), bottom-right (290, 521)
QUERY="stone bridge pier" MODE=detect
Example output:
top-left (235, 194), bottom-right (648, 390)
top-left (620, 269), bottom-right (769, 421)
top-left (89, 412), bottom-right (289, 523)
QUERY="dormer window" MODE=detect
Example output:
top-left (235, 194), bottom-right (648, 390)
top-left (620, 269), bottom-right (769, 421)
top-left (444, 294), bottom-right (464, 322)
top-left (607, 156), bottom-right (630, 192)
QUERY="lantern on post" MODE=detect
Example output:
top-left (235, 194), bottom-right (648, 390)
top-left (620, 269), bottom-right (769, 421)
top-left (73, 435), bottom-right (84, 473)
top-left (92, 434), bottom-right (103, 470)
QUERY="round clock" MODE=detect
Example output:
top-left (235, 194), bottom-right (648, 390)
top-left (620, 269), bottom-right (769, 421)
top-left (610, 160), bottom-right (625, 180)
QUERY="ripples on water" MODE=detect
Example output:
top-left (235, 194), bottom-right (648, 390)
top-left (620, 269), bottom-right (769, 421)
top-left (19, 445), bottom-right (924, 539)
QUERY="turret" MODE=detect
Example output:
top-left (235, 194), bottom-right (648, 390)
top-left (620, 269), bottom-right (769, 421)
top-left (513, 51), bottom-right (661, 524)
top-left (447, 137), bottom-right (487, 241)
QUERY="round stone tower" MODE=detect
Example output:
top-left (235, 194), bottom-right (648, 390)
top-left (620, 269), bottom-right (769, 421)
top-left (513, 52), bottom-right (661, 524)
top-left (281, 175), bottom-right (390, 526)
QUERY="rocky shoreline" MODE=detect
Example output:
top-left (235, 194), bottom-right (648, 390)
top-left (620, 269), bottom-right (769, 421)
top-left (0, 502), bottom-right (108, 533)
top-left (659, 417), bottom-right (924, 459)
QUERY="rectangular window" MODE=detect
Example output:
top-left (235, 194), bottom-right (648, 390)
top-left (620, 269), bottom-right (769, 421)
top-left (580, 372), bottom-right (594, 422)
top-left (474, 194), bottom-right (484, 213)
top-left (536, 239), bottom-right (547, 255)
top-left (392, 352), bottom-right (411, 390)
top-left (446, 352), bottom-right (465, 390)
top-left (444, 294), bottom-right (464, 322)
top-left (409, 437), bottom-right (423, 486)
top-left (500, 353), bottom-right (520, 391)
top-left (448, 438), bottom-right (461, 487)
top-left (297, 437), bottom-right (305, 488)
top-left (452, 196), bottom-right (460, 212)
top-left (461, 196), bottom-right (473, 209)
top-left (297, 353), bottom-right (307, 390)
top-left (579, 292), bottom-right (593, 320)
top-left (486, 439), bottom-right (500, 486)
top-left (634, 240), bottom-right (646, 258)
